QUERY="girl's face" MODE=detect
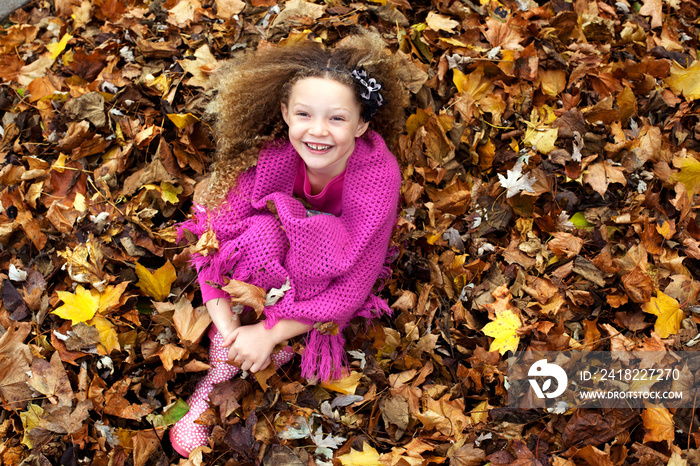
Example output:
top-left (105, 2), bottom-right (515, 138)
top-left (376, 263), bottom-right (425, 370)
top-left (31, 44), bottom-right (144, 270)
top-left (281, 77), bottom-right (369, 180)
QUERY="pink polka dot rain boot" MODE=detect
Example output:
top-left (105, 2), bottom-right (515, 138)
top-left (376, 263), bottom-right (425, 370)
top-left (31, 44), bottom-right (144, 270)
top-left (169, 326), bottom-right (296, 457)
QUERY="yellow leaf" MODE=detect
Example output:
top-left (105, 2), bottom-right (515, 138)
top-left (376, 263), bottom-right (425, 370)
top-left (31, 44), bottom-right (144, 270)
top-left (522, 107), bottom-right (558, 154)
top-left (52, 153), bottom-right (68, 173)
top-left (166, 112), bottom-right (199, 129)
top-left (656, 220), bottom-right (674, 240)
top-left (97, 282), bottom-right (130, 314)
top-left (453, 67), bottom-right (492, 98)
top-left (46, 33), bottom-right (73, 60)
top-left (73, 193), bottom-right (87, 212)
top-left (405, 108), bottom-right (431, 138)
top-left (671, 156), bottom-right (700, 198)
top-left (337, 443), bottom-right (383, 466)
top-left (665, 61), bottom-right (700, 101)
top-left (642, 403), bottom-right (674, 443)
top-left (88, 315), bottom-right (120, 354)
top-left (53, 285), bottom-right (100, 324)
top-left (439, 37), bottom-right (469, 47)
top-left (523, 126), bottom-right (558, 154)
top-left (471, 400), bottom-right (489, 424)
top-left (482, 285), bottom-right (522, 355)
top-left (539, 69), bottom-right (567, 97)
top-left (641, 290), bottom-right (684, 338)
top-left (136, 261), bottom-right (176, 301)
top-left (20, 403), bottom-right (44, 448)
top-left (160, 182), bottom-right (183, 204)
top-left (320, 371), bottom-right (362, 395)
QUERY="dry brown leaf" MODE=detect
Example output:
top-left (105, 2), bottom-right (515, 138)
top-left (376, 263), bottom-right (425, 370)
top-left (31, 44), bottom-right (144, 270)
top-left (221, 279), bottom-right (267, 318)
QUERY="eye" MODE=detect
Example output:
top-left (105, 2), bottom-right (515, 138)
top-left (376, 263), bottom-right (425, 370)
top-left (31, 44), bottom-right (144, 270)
top-left (331, 116), bottom-right (346, 121)
top-left (296, 111), bottom-right (309, 117)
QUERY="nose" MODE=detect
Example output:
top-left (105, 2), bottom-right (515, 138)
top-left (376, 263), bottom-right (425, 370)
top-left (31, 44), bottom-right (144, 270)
top-left (309, 117), bottom-right (328, 136)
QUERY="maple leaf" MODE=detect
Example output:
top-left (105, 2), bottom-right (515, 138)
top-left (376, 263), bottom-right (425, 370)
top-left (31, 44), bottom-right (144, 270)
top-left (482, 285), bottom-right (522, 355)
top-left (671, 156), bottom-right (700, 198)
top-left (641, 290), bottom-right (684, 338)
top-left (88, 315), bottom-right (120, 354)
top-left (583, 160), bottom-right (627, 198)
top-left (170, 297), bottom-right (212, 344)
top-left (96, 282), bottom-right (130, 315)
top-left (53, 285), bottom-right (100, 324)
top-left (665, 60), bottom-right (700, 101)
top-left (135, 261), bottom-right (176, 301)
top-left (28, 351), bottom-right (73, 407)
top-left (642, 404), bottom-right (674, 443)
top-left (221, 279), bottom-right (267, 318)
top-left (497, 162), bottom-right (536, 198)
top-left (337, 443), bottom-right (383, 466)
top-left (522, 108), bottom-right (559, 154)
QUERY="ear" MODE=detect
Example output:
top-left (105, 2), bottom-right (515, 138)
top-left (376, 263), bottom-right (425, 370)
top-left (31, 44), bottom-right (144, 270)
top-left (355, 120), bottom-right (370, 138)
top-left (281, 103), bottom-right (290, 125)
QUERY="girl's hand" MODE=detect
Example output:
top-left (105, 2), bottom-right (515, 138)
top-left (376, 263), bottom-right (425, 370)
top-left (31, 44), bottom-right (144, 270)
top-left (222, 322), bottom-right (274, 373)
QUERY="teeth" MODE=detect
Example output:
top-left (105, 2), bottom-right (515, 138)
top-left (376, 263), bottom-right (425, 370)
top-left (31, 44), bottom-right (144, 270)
top-left (306, 143), bottom-right (331, 151)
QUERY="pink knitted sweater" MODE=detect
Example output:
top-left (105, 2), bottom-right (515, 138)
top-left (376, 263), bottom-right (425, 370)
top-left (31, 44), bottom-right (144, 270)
top-left (179, 131), bottom-right (401, 381)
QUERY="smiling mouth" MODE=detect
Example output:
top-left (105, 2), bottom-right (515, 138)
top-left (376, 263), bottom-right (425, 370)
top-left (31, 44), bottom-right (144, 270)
top-left (305, 142), bottom-right (333, 151)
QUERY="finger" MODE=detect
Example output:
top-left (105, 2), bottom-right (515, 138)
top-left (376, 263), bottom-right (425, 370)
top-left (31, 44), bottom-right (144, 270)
top-left (240, 360), bottom-right (252, 372)
top-left (221, 331), bottom-right (238, 347)
top-left (260, 358), bottom-right (271, 372)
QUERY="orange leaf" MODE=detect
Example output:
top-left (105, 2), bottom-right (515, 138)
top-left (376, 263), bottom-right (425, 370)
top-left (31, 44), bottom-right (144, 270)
top-left (642, 404), bottom-right (674, 443)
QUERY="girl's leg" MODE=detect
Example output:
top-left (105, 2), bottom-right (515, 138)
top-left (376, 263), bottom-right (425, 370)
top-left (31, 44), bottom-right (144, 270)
top-left (169, 327), bottom-right (295, 457)
top-left (169, 326), bottom-right (240, 457)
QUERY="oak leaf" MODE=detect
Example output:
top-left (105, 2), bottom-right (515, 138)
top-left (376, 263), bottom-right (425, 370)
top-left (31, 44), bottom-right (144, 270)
top-left (135, 261), bottom-right (176, 301)
top-left (638, 0), bottom-right (663, 28)
top-left (641, 290), bottom-right (684, 338)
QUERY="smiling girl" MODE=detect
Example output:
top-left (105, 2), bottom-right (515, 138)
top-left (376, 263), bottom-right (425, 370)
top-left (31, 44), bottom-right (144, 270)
top-left (172, 31), bottom-right (408, 457)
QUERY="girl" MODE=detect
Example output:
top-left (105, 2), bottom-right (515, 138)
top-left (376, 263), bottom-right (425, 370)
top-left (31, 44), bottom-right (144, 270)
top-left (172, 31), bottom-right (408, 457)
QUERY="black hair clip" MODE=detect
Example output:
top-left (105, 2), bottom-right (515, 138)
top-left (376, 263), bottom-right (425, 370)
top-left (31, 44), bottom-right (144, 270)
top-left (351, 67), bottom-right (384, 121)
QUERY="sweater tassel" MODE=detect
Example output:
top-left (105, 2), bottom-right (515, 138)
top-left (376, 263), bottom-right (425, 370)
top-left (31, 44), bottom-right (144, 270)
top-left (301, 331), bottom-right (347, 382)
top-left (356, 294), bottom-right (392, 320)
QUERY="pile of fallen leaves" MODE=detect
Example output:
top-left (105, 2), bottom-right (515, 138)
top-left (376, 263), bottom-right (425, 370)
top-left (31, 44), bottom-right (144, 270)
top-left (1, 0), bottom-right (700, 464)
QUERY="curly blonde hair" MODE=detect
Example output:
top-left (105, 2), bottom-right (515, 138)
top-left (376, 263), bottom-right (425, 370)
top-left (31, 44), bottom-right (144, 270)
top-left (198, 31), bottom-right (409, 207)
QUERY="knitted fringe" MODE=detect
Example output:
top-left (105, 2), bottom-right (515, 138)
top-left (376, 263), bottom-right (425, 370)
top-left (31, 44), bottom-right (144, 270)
top-left (301, 330), bottom-right (347, 382)
top-left (178, 211), bottom-right (253, 291)
top-left (356, 294), bottom-right (392, 320)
